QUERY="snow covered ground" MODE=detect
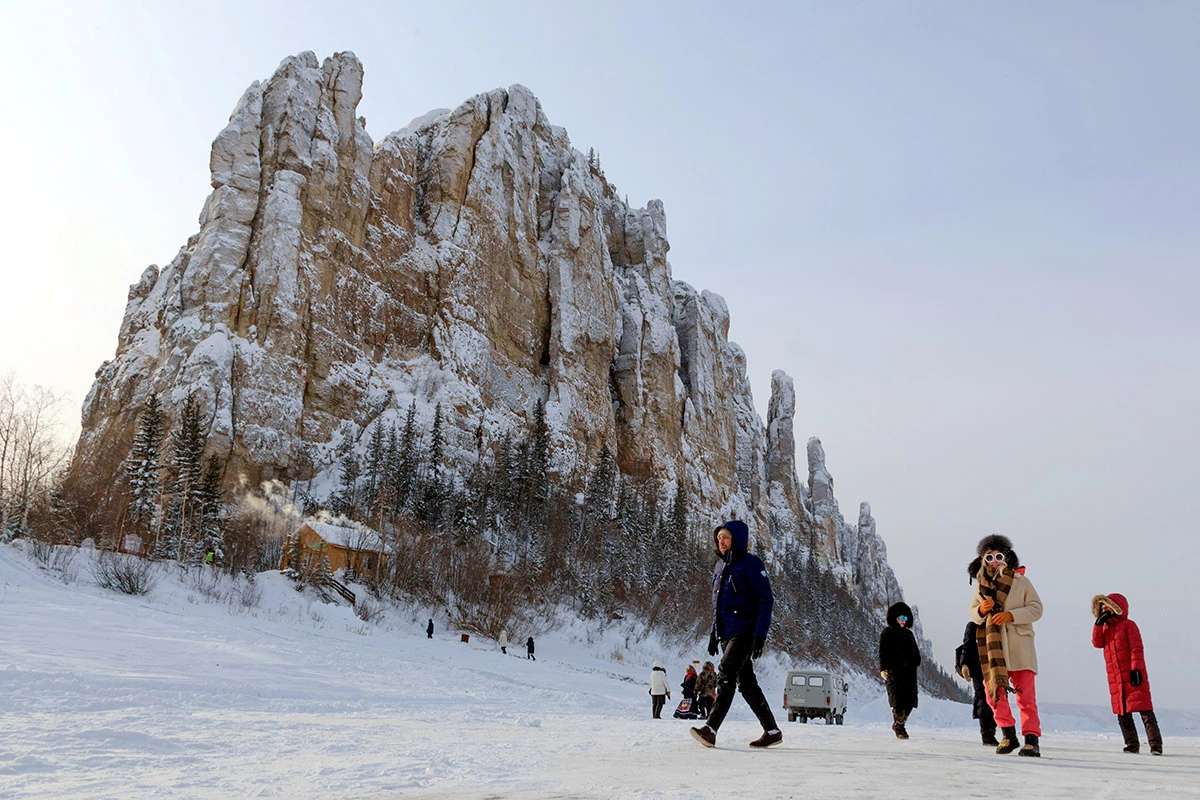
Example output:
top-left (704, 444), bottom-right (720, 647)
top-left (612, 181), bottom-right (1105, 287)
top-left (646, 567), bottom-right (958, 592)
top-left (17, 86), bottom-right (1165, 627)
top-left (2, 543), bottom-right (1198, 799)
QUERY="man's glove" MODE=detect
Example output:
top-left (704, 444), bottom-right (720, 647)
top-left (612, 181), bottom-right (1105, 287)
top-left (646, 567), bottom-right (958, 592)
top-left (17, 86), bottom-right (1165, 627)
top-left (708, 631), bottom-right (719, 657)
top-left (978, 598), bottom-right (996, 614)
top-left (990, 612), bottom-right (1014, 625)
top-left (1131, 669), bottom-right (1143, 687)
top-left (751, 636), bottom-right (766, 659)
top-left (959, 664), bottom-right (971, 681)
top-left (1095, 611), bottom-right (1114, 626)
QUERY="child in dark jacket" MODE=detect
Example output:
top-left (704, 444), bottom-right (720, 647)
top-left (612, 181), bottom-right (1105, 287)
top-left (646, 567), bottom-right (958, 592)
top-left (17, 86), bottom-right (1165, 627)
top-left (956, 621), bottom-right (1000, 746)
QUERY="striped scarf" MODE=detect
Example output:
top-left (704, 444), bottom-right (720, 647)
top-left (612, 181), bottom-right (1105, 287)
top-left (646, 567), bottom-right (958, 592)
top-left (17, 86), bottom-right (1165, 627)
top-left (975, 566), bottom-right (1016, 703)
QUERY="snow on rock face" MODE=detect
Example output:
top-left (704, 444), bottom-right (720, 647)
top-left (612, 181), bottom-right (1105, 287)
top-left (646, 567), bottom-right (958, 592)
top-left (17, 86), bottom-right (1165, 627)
top-left (765, 370), bottom-right (810, 551)
top-left (73, 52), bottom-right (906, 611)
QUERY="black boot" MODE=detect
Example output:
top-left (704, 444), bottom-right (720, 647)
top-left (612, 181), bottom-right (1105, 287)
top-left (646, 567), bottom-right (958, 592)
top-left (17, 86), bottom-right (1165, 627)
top-left (891, 709), bottom-right (909, 740)
top-left (1143, 710), bottom-right (1163, 755)
top-left (981, 727), bottom-right (1000, 747)
top-left (1018, 733), bottom-right (1041, 757)
top-left (1118, 713), bottom-right (1140, 753)
top-left (995, 726), bottom-right (1019, 754)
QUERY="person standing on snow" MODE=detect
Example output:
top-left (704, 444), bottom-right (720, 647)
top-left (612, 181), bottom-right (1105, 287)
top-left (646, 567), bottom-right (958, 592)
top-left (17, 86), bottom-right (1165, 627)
top-left (426, 619), bottom-right (434, 639)
top-left (1092, 593), bottom-right (1163, 754)
top-left (955, 620), bottom-right (999, 746)
top-left (526, 636), bottom-right (536, 660)
top-left (499, 629), bottom-right (508, 655)
top-left (681, 664), bottom-right (698, 704)
top-left (649, 661), bottom-right (671, 718)
top-left (879, 601), bottom-right (921, 739)
top-left (694, 661), bottom-right (717, 719)
top-left (690, 519), bottom-right (782, 749)
top-left (969, 534), bottom-right (1044, 757)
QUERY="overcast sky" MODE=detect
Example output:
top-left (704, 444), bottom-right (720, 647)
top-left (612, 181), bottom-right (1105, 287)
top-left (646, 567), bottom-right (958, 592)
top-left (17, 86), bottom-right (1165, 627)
top-left (2, 1), bottom-right (1197, 709)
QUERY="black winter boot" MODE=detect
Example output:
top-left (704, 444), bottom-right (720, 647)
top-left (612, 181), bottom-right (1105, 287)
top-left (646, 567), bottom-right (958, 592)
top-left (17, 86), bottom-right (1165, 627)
top-left (1118, 713), bottom-right (1140, 753)
top-left (995, 726), bottom-right (1019, 754)
top-left (1018, 733), bottom-right (1041, 757)
top-left (981, 727), bottom-right (1000, 747)
top-left (891, 709), bottom-right (910, 739)
top-left (1143, 710), bottom-right (1163, 755)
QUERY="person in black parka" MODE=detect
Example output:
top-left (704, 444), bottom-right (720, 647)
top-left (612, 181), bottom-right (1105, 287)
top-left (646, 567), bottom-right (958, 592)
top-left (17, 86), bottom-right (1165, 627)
top-left (525, 636), bottom-right (536, 660)
top-left (879, 601), bottom-right (921, 739)
top-left (956, 620), bottom-right (1000, 746)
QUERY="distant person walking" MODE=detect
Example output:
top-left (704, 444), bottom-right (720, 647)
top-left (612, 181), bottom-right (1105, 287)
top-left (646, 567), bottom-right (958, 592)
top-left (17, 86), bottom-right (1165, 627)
top-left (426, 619), bottom-right (434, 639)
top-left (694, 661), bottom-right (717, 719)
top-left (955, 620), bottom-right (999, 746)
top-left (499, 629), bottom-right (508, 655)
top-left (690, 519), bottom-right (782, 749)
top-left (1092, 593), bottom-right (1163, 755)
top-left (970, 534), bottom-right (1044, 757)
top-left (879, 601), bottom-right (921, 739)
top-left (526, 636), bottom-right (536, 660)
top-left (649, 661), bottom-right (671, 718)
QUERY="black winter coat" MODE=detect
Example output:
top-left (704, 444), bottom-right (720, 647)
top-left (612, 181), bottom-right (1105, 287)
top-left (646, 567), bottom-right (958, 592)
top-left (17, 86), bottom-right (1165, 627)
top-left (955, 621), bottom-right (993, 721)
top-left (879, 601), bottom-right (921, 711)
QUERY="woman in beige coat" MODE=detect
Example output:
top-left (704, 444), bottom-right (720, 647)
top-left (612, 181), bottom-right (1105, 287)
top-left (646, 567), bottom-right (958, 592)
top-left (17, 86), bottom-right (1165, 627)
top-left (969, 534), bottom-right (1044, 757)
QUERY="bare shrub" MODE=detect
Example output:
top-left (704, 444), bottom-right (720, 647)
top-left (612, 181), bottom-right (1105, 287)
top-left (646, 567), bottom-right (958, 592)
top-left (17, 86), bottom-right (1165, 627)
top-left (354, 597), bottom-right (384, 623)
top-left (28, 539), bottom-right (80, 584)
top-left (188, 567), bottom-right (223, 601)
top-left (25, 536), bottom-right (55, 566)
top-left (229, 577), bottom-right (262, 609)
top-left (92, 552), bottom-right (158, 595)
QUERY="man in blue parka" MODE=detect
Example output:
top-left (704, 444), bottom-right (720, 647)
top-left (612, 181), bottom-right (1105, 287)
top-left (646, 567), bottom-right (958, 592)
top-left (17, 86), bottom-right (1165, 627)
top-left (690, 519), bottom-right (783, 748)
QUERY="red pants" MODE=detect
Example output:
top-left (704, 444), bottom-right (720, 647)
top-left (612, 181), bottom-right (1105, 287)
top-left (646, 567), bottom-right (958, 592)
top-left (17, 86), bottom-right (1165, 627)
top-left (986, 669), bottom-right (1041, 737)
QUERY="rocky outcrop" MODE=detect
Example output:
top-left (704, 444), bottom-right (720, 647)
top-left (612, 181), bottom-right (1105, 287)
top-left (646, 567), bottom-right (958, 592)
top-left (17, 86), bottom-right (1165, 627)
top-left (73, 51), bottom-right (908, 618)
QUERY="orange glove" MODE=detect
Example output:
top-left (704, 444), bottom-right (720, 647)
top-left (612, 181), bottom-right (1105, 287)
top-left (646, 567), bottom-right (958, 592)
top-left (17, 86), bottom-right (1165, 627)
top-left (991, 612), bottom-right (1014, 625)
top-left (978, 598), bottom-right (995, 614)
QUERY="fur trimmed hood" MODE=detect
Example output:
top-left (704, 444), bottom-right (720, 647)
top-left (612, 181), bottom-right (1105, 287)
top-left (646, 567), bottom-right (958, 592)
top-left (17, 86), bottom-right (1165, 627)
top-left (886, 601), bottom-right (914, 628)
top-left (1092, 593), bottom-right (1128, 620)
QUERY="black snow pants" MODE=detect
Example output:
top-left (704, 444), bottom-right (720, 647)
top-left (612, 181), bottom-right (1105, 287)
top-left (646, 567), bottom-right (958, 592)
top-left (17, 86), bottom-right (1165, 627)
top-left (704, 634), bottom-right (778, 733)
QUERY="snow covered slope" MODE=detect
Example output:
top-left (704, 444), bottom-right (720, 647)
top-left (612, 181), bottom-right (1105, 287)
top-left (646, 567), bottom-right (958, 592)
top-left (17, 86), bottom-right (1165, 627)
top-left (2, 543), bottom-right (1197, 799)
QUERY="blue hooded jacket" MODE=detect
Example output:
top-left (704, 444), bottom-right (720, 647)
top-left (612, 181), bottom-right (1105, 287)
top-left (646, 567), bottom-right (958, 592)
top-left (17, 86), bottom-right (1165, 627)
top-left (710, 520), bottom-right (774, 640)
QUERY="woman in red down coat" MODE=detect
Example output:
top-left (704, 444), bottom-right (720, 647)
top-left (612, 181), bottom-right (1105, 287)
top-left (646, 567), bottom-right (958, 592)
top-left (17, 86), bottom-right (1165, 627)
top-left (1091, 593), bottom-right (1163, 754)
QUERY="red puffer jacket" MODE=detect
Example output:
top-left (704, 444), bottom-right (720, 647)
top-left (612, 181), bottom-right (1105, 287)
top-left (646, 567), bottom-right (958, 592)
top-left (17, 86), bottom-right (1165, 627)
top-left (1091, 593), bottom-right (1154, 714)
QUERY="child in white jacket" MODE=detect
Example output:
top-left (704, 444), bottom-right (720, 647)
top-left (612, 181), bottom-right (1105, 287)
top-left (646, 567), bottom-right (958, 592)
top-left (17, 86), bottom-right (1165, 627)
top-left (649, 662), bottom-right (671, 719)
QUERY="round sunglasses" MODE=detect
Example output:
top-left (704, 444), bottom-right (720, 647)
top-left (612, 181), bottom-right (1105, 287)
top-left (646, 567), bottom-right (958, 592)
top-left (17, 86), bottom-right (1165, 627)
top-left (984, 553), bottom-right (1006, 564)
top-left (897, 615), bottom-right (909, 623)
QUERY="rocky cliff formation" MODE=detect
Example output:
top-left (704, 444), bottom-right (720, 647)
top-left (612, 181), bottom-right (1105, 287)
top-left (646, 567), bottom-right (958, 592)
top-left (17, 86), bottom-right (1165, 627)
top-left (73, 51), bottom-right (903, 612)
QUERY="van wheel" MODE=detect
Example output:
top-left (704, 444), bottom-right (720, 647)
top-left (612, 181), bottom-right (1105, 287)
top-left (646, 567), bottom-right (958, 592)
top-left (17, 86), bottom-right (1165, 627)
top-left (826, 713), bottom-right (834, 725)
top-left (800, 716), bottom-right (808, 723)
top-left (836, 715), bottom-right (844, 725)
top-left (788, 712), bottom-right (797, 723)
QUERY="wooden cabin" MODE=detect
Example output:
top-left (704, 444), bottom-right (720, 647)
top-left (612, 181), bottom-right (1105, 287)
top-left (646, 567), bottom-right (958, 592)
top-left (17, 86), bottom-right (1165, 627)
top-left (279, 521), bottom-right (389, 576)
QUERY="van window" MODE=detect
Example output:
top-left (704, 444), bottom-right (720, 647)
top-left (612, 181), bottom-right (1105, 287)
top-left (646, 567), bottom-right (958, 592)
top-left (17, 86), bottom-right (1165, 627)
top-left (790, 676), bottom-right (806, 686)
top-left (809, 676), bottom-right (825, 687)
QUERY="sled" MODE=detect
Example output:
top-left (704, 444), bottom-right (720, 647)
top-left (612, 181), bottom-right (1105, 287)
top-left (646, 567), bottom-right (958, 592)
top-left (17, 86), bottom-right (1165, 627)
top-left (673, 697), bottom-right (701, 719)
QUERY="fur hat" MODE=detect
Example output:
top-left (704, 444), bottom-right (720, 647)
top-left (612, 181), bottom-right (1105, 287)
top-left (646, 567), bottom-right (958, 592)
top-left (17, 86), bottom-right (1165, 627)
top-left (975, 534), bottom-right (1018, 570)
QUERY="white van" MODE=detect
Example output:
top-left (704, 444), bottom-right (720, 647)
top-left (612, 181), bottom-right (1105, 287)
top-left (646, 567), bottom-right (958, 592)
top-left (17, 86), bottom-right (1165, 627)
top-left (783, 670), bottom-right (848, 724)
